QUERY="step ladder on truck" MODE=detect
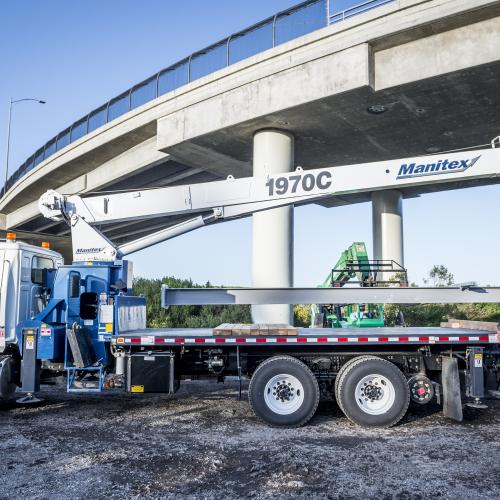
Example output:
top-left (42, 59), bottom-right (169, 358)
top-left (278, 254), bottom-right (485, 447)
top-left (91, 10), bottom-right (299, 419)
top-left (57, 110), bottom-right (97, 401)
top-left (0, 140), bottom-right (499, 428)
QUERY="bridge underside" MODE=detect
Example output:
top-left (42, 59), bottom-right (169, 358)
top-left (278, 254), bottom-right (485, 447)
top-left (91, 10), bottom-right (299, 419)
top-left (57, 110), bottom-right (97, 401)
top-left (183, 59), bottom-right (500, 207)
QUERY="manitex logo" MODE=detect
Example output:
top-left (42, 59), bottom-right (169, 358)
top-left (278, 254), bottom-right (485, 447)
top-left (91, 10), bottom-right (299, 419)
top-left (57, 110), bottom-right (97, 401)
top-left (75, 247), bottom-right (105, 254)
top-left (397, 155), bottom-right (481, 180)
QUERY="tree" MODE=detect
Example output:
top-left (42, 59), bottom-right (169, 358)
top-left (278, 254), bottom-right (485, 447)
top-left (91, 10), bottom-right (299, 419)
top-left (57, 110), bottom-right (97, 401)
top-left (424, 265), bottom-right (454, 287)
top-left (293, 304), bottom-right (311, 327)
top-left (133, 276), bottom-right (251, 328)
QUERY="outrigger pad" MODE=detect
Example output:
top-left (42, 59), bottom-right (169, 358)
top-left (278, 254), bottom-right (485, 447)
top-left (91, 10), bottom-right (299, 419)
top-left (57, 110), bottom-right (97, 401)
top-left (67, 328), bottom-right (97, 368)
top-left (442, 357), bottom-right (463, 422)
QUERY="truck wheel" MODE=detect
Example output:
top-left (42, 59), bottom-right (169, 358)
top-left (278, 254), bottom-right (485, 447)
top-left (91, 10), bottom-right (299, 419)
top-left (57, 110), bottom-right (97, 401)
top-left (334, 355), bottom-right (373, 399)
top-left (249, 356), bottom-right (319, 427)
top-left (0, 356), bottom-right (18, 401)
top-left (335, 356), bottom-right (409, 427)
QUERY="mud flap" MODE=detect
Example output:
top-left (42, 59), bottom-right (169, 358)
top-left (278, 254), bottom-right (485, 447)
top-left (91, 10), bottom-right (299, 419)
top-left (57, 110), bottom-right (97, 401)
top-left (442, 357), bottom-right (463, 422)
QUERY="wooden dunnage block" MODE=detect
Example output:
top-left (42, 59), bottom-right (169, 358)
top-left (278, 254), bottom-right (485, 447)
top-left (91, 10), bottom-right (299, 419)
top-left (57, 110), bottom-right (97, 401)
top-left (213, 323), bottom-right (297, 336)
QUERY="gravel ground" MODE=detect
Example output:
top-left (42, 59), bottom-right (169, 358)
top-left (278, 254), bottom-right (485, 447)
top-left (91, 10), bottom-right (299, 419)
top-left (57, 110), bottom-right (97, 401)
top-left (1, 381), bottom-right (499, 500)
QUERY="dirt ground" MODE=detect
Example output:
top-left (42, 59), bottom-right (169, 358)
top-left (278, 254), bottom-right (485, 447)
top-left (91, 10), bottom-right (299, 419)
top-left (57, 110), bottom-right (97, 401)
top-left (1, 381), bottom-right (499, 500)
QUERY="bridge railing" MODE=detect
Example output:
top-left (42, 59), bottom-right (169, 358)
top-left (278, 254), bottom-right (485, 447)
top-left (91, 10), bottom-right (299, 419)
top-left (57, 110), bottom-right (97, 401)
top-left (1, 0), bottom-right (395, 198)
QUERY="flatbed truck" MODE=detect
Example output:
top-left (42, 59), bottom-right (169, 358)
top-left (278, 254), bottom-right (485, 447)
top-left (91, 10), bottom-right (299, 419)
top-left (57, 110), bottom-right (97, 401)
top-left (1, 143), bottom-right (500, 427)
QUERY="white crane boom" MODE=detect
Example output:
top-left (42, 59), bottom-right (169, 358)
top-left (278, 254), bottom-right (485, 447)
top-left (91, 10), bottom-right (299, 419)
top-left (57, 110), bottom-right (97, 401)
top-left (38, 141), bottom-right (500, 262)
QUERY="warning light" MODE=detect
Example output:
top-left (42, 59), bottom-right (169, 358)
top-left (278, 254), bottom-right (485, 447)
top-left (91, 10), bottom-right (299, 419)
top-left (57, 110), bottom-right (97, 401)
top-left (6, 232), bottom-right (16, 241)
top-left (41, 242), bottom-right (50, 249)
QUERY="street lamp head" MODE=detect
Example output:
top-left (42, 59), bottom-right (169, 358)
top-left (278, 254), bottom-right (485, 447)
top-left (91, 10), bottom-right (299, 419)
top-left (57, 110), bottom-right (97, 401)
top-left (10, 97), bottom-right (47, 105)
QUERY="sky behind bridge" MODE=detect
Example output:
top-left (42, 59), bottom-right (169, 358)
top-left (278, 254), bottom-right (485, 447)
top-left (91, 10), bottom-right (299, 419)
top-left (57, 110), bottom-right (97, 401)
top-left (1, 0), bottom-right (498, 287)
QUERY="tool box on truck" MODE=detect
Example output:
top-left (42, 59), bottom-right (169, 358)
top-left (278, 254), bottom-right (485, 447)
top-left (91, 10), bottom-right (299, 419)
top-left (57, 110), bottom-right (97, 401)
top-left (126, 351), bottom-right (179, 394)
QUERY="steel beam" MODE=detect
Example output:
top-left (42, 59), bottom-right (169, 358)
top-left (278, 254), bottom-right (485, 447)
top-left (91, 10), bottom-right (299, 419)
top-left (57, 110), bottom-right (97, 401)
top-left (161, 286), bottom-right (500, 307)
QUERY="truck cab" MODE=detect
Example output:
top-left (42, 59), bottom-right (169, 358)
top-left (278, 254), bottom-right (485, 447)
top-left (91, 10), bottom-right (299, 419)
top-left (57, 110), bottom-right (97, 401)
top-left (0, 233), bottom-right (63, 354)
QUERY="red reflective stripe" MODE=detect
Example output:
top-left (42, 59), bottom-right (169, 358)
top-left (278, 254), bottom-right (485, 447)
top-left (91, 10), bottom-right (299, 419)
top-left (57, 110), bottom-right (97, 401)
top-left (125, 332), bottom-right (495, 346)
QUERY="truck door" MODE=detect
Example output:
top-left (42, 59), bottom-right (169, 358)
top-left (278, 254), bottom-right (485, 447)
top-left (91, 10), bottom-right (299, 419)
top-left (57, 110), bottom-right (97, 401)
top-left (19, 255), bottom-right (32, 322)
top-left (0, 250), bottom-right (6, 351)
top-left (0, 253), bottom-right (16, 347)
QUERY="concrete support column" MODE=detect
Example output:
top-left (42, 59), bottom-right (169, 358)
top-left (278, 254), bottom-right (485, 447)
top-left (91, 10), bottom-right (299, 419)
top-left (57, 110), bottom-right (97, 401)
top-left (252, 129), bottom-right (294, 324)
top-left (372, 190), bottom-right (404, 274)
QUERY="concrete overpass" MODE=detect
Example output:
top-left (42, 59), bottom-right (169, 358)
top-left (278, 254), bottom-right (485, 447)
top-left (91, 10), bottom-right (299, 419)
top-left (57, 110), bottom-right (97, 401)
top-left (1, 0), bottom-right (500, 322)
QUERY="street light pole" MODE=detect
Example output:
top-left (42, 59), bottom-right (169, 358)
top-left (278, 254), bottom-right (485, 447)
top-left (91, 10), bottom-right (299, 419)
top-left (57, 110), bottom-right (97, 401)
top-left (4, 97), bottom-right (46, 190)
top-left (4, 98), bottom-right (13, 190)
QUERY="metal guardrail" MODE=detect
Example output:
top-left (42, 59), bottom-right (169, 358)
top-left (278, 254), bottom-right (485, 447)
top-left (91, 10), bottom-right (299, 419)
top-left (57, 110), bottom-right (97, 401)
top-left (329, 0), bottom-right (396, 23)
top-left (1, 0), bottom-right (396, 198)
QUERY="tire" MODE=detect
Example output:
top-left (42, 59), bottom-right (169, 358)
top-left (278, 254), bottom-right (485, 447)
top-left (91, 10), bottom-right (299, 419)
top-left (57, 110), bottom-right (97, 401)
top-left (248, 356), bottom-right (320, 428)
top-left (0, 356), bottom-right (18, 401)
top-left (335, 356), bottom-right (410, 427)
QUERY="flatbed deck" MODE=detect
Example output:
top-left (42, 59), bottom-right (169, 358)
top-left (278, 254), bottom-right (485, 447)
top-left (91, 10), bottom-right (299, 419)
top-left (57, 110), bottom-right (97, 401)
top-left (114, 327), bottom-right (499, 347)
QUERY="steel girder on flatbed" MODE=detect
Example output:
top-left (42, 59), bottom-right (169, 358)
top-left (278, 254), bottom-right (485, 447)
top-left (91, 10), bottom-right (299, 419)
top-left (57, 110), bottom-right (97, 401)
top-left (161, 286), bottom-right (500, 307)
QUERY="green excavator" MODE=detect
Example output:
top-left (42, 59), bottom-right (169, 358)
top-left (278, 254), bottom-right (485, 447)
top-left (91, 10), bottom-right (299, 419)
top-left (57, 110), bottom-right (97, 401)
top-left (310, 242), bottom-right (407, 329)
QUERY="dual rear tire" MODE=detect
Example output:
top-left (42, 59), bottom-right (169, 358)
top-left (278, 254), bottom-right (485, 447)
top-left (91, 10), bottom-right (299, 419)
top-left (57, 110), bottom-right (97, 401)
top-left (248, 355), bottom-right (409, 428)
top-left (335, 356), bottom-right (410, 427)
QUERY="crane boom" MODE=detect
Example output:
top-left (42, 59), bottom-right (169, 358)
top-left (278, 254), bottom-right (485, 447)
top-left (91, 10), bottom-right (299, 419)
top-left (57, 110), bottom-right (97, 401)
top-left (38, 141), bottom-right (500, 262)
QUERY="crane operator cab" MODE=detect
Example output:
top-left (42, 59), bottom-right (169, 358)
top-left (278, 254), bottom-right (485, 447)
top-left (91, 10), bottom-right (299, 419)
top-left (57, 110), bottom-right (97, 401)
top-left (6, 253), bottom-right (140, 402)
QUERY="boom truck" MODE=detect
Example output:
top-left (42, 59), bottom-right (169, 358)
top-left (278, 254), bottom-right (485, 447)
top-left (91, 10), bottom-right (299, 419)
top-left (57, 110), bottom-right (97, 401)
top-left (1, 141), bottom-right (500, 428)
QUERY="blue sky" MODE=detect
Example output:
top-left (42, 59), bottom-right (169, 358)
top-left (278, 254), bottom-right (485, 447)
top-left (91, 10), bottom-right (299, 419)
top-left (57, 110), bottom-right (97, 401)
top-left (1, 0), bottom-right (499, 287)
